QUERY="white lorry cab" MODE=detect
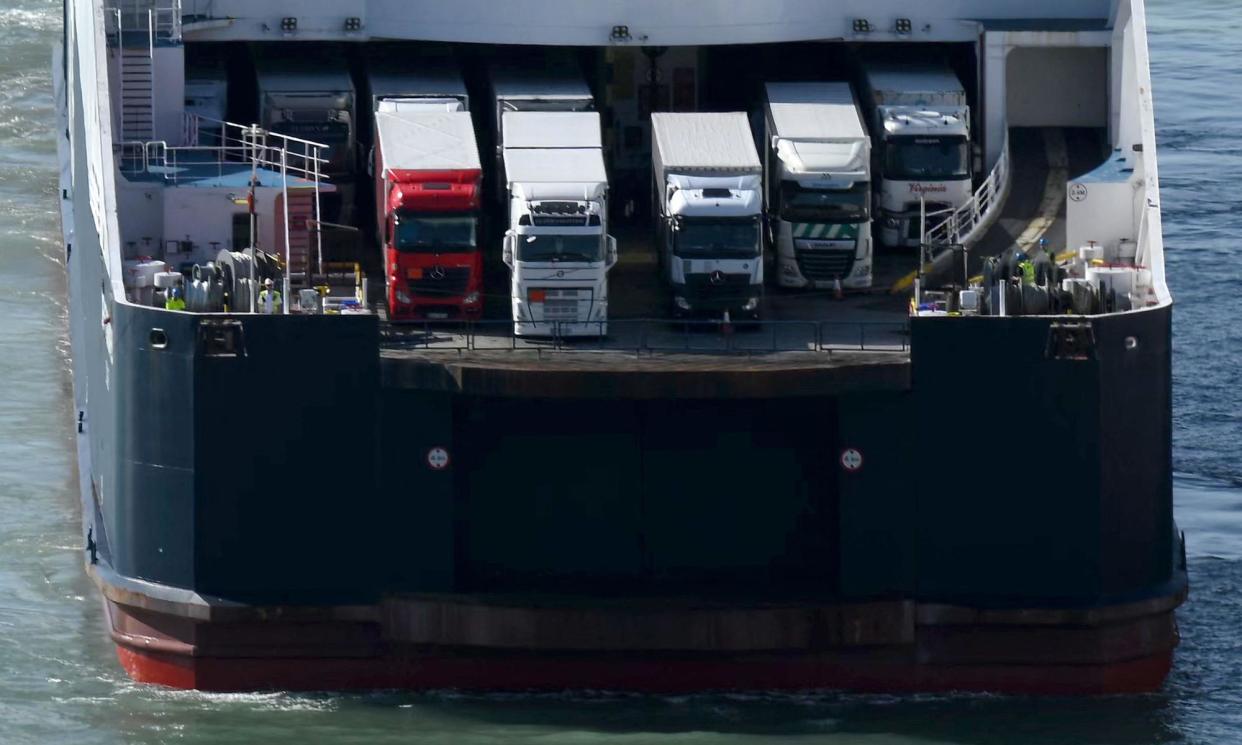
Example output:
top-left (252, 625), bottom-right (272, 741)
top-left (501, 112), bottom-right (616, 337)
top-left (858, 63), bottom-right (971, 248)
top-left (764, 82), bottom-right (872, 290)
top-left (651, 112), bottom-right (764, 320)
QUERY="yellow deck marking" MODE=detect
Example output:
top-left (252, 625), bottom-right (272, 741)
top-left (1015, 129), bottom-right (1068, 252)
top-left (890, 130), bottom-right (1067, 295)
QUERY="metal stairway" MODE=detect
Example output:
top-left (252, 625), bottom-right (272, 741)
top-left (118, 44), bottom-right (154, 142)
top-left (281, 188), bottom-right (317, 289)
top-left (108, 1), bottom-right (180, 143)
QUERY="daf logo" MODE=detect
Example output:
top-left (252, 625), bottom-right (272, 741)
top-left (429, 266), bottom-right (446, 280)
top-left (709, 270), bottom-right (725, 285)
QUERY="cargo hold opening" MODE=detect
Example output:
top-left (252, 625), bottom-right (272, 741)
top-left (184, 39), bottom-right (978, 319)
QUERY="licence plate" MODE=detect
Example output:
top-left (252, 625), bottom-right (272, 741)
top-left (427, 312), bottom-right (448, 319)
top-left (544, 299), bottom-right (578, 319)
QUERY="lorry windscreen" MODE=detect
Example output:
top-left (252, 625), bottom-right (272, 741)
top-left (394, 215), bottom-right (477, 252)
top-left (883, 136), bottom-right (969, 181)
top-left (780, 183), bottom-right (870, 223)
top-left (517, 234), bottom-right (601, 263)
top-left (675, 219), bottom-right (760, 258)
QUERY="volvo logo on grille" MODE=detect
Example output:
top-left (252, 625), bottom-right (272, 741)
top-left (709, 270), bottom-right (725, 285)
top-left (429, 266), bottom-right (446, 280)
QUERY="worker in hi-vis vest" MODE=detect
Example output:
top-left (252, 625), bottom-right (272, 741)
top-left (259, 277), bottom-right (282, 314)
top-left (164, 285), bottom-right (185, 311)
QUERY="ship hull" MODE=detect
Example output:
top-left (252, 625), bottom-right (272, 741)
top-left (72, 294), bottom-right (1183, 695)
top-left (103, 588), bottom-right (1183, 694)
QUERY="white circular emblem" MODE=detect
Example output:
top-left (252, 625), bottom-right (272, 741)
top-left (427, 446), bottom-right (451, 471)
top-left (1069, 183), bottom-right (1088, 202)
top-left (840, 448), bottom-right (864, 473)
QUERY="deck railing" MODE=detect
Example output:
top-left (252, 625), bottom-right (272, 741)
top-left (130, 114), bottom-right (329, 183)
top-left (105, 1), bottom-right (182, 45)
top-left (923, 133), bottom-right (1011, 249)
top-left (380, 318), bottom-right (910, 355)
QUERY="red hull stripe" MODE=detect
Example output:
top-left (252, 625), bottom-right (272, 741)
top-left (116, 645), bottom-right (1174, 696)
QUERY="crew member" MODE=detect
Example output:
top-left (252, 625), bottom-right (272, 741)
top-left (259, 277), bottom-right (282, 314)
top-left (164, 286), bottom-right (185, 311)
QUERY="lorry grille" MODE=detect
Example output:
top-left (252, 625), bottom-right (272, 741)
top-left (684, 273), bottom-right (754, 304)
top-left (409, 267), bottom-right (470, 298)
top-left (795, 249), bottom-right (855, 281)
top-left (685, 273), bottom-right (752, 291)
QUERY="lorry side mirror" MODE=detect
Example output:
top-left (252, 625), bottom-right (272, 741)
top-left (502, 232), bottom-right (514, 268)
top-left (606, 235), bottom-right (618, 269)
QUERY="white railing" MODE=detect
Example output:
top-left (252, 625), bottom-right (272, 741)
top-left (923, 133), bottom-right (1011, 249)
top-left (153, 1), bottom-right (182, 43)
top-left (106, 1), bottom-right (181, 44)
top-left (106, 2), bottom-right (181, 45)
top-left (123, 114), bottom-right (329, 185)
top-left (115, 116), bottom-right (329, 299)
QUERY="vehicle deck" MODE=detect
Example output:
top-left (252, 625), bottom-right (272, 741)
top-left (377, 126), bottom-right (1108, 393)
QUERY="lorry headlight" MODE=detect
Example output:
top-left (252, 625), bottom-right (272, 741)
top-left (674, 296), bottom-right (692, 311)
top-left (781, 262), bottom-right (799, 277)
top-left (395, 290), bottom-right (412, 305)
top-left (463, 292), bottom-right (480, 305)
top-left (743, 297), bottom-right (760, 312)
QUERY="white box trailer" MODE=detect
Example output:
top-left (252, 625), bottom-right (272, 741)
top-left (764, 82), bottom-right (873, 289)
top-left (367, 63), bottom-right (469, 113)
top-left (652, 111), bottom-right (762, 179)
top-left (651, 112), bottom-right (764, 319)
top-left (500, 111), bottom-right (615, 337)
top-left (490, 70), bottom-right (595, 132)
top-left (861, 66), bottom-right (968, 110)
top-left (488, 66), bottom-right (595, 202)
top-left (858, 62), bottom-right (972, 247)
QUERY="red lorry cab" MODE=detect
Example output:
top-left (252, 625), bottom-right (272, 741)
top-left (374, 110), bottom-right (483, 320)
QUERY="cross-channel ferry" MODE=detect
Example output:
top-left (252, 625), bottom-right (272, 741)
top-left (56, 0), bottom-right (1184, 693)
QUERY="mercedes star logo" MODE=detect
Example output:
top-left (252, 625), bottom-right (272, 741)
top-left (429, 266), bottom-right (446, 280)
top-left (709, 270), bottom-right (725, 285)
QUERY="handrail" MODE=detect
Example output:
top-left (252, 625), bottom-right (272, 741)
top-left (152, 2), bottom-right (182, 43)
top-left (923, 132), bottom-right (1011, 250)
top-left (105, 1), bottom-right (181, 44)
top-left (192, 114), bottom-right (331, 152)
top-left (122, 114), bottom-right (329, 184)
